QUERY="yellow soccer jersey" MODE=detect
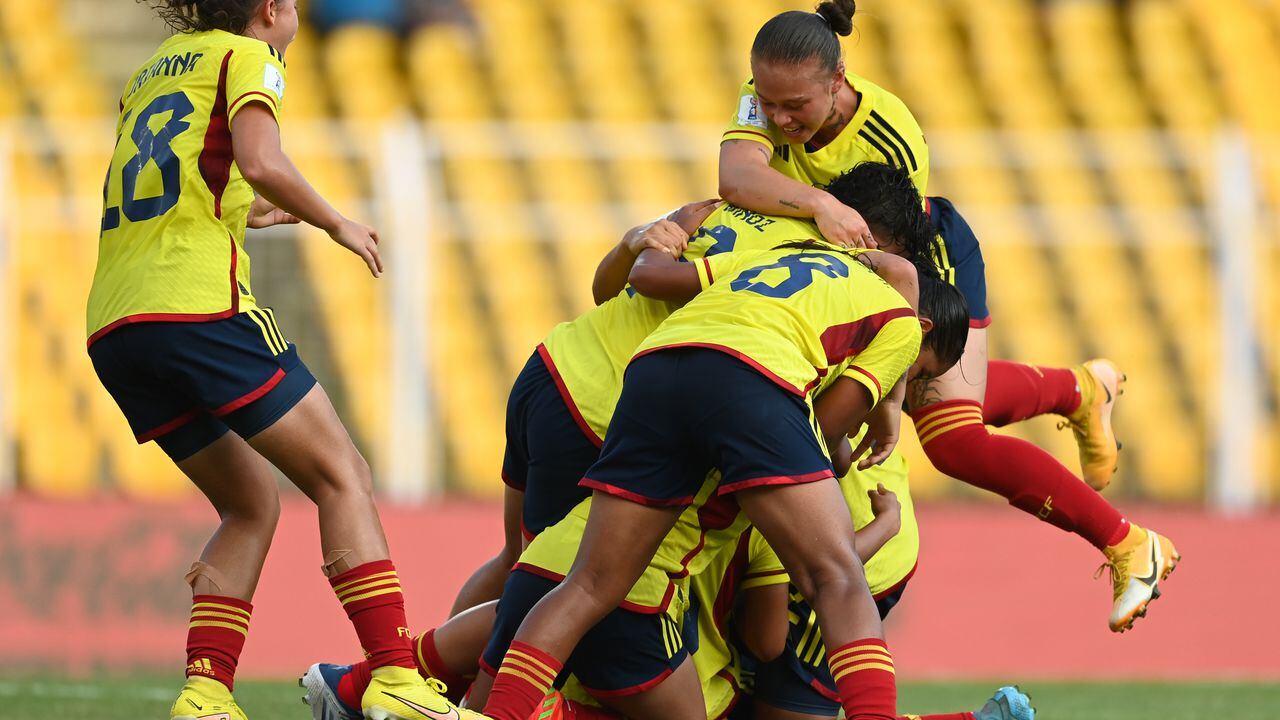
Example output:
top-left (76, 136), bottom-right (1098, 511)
top-left (87, 30), bottom-right (288, 342)
top-left (539, 205), bottom-right (826, 442)
top-left (691, 528), bottom-right (787, 718)
top-left (723, 72), bottom-right (929, 194)
top-left (636, 247), bottom-right (921, 405)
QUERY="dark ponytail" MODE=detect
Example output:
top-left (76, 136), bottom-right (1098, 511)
top-left (918, 276), bottom-right (969, 374)
top-left (143, 0), bottom-right (263, 34)
top-left (751, 0), bottom-right (856, 72)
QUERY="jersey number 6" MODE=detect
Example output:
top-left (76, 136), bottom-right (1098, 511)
top-left (101, 91), bottom-right (195, 232)
top-left (730, 252), bottom-right (850, 298)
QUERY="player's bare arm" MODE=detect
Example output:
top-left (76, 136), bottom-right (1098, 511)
top-left (854, 484), bottom-right (903, 563)
top-left (812, 376), bottom-right (877, 477)
top-left (591, 200), bottom-right (717, 304)
top-left (625, 230), bottom-right (703, 302)
top-left (851, 377), bottom-right (906, 469)
top-left (718, 139), bottom-right (873, 248)
top-left (735, 583), bottom-right (790, 662)
top-left (231, 103), bottom-right (383, 277)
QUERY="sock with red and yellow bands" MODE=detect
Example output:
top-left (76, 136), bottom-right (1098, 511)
top-left (185, 595), bottom-right (252, 691)
top-left (830, 638), bottom-right (897, 720)
top-left (328, 559), bottom-right (416, 670)
top-left (901, 714), bottom-right (975, 720)
top-left (484, 641), bottom-right (563, 720)
top-left (913, 400), bottom-right (1127, 549)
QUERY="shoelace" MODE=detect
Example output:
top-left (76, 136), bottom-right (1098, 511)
top-left (1095, 554), bottom-right (1129, 601)
top-left (426, 677), bottom-right (449, 695)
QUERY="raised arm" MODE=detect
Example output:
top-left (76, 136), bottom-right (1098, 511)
top-left (719, 139), bottom-right (872, 248)
top-left (232, 103), bottom-right (383, 277)
top-left (626, 243), bottom-right (702, 303)
top-left (591, 199), bottom-right (719, 304)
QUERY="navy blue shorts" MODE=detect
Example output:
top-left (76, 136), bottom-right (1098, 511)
top-left (582, 348), bottom-right (834, 507)
top-left (502, 349), bottom-right (602, 538)
top-left (751, 583), bottom-right (909, 715)
top-left (89, 311), bottom-right (317, 462)
top-left (927, 196), bottom-right (990, 329)
top-left (480, 569), bottom-right (689, 697)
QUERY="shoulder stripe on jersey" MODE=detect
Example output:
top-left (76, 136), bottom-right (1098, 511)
top-left (862, 122), bottom-right (909, 171)
top-left (869, 111), bottom-right (918, 172)
top-left (856, 129), bottom-right (898, 168)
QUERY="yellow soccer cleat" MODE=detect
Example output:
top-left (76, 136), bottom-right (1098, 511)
top-left (361, 666), bottom-right (488, 720)
top-left (1063, 359), bottom-right (1126, 490)
top-left (171, 676), bottom-right (248, 720)
top-left (1101, 524), bottom-right (1180, 633)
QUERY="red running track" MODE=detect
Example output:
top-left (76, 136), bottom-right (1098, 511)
top-left (1, 497), bottom-right (1276, 680)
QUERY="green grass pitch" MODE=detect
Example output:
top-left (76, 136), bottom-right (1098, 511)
top-left (1, 677), bottom-right (1277, 719)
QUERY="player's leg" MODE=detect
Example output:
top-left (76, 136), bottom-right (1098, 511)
top-left (480, 494), bottom-right (685, 720)
top-left (90, 325), bottom-right (276, 720)
top-left (735, 482), bottom-right (895, 720)
top-left (909, 330), bottom-right (1177, 630)
top-left (165, 426), bottom-right (281, 720)
top-left (908, 328), bottom-right (1124, 549)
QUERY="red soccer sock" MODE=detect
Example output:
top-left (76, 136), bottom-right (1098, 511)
top-left (484, 641), bottom-right (563, 720)
top-left (984, 360), bottom-right (1082, 427)
top-left (185, 595), bottom-right (252, 691)
top-left (415, 628), bottom-right (471, 702)
top-left (914, 401), bottom-right (1128, 549)
top-left (900, 714), bottom-right (976, 720)
top-left (337, 661), bottom-right (372, 710)
top-left (830, 639), bottom-right (897, 720)
top-left (328, 560), bottom-right (416, 670)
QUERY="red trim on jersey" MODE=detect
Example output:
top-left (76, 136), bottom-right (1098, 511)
top-left (670, 494), bottom-right (741, 579)
top-left (818, 307), bottom-right (916, 366)
top-left (213, 368), bottom-right (285, 416)
top-left (848, 365), bottom-right (883, 400)
top-left (199, 51), bottom-right (234, 219)
top-left (632, 343), bottom-right (805, 397)
top-left (579, 478), bottom-right (695, 508)
top-left (229, 91), bottom-right (279, 117)
top-left (701, 256), bottom-right (714, 285)
top-left (579, 667), bottom-right (674, 699)
top-left (711, 670), bottom-right (743, 720)
top-left (535, 344), bottom-right (604, 448)
top-left (519, 520), bottom-right (535, 544)
top-left (88, 230), bottom-right (241, 348)
top-left (723, 129), bottom-right (773, 145)
top-left (718, 469), bottom-right (834, 495)
top-left (924, 196), bottom-right (933, 217)
top-left (511, 563), bottom-right (675, 614)
top-left (873, 561), bottom-right (917, 601)
top-left (136, 410), bottom-right (200, 443)
top-left (970, 315), bottom-right (992, 329)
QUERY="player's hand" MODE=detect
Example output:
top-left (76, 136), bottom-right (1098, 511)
top-left (667, 198), bottom-right (721, 235)
top-left (868, 483), bottom-right (900, 520)
top-left (851, 397), bottom-right (901, 470)
top-left (247, 196), bottom-right (300, 229)
top-left (814, 193), bottom-right (876, 249)
top-left (329, 218), bottom-right (383, 278)
top-left (626, 219), bottom-right (689, 258)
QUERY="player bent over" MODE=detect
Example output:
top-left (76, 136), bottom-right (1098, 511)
top-left (88, 2), bottom-right (469, 719)
top-left (478, 239), bottom-right (968, 720)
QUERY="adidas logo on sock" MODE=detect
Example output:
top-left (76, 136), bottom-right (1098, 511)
top-left (187, 658), bottom-right (216, 677)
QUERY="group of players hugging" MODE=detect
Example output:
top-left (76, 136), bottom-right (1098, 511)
top-left (87, 1), bottom-right (1180, 720)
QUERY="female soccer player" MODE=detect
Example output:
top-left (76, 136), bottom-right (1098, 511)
top-left (478, 227), bottom-right (969, 720)
top-left (718, 1), bottom-right (1177, 632)
top-left (87, 3), bottom-right (464, 719)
